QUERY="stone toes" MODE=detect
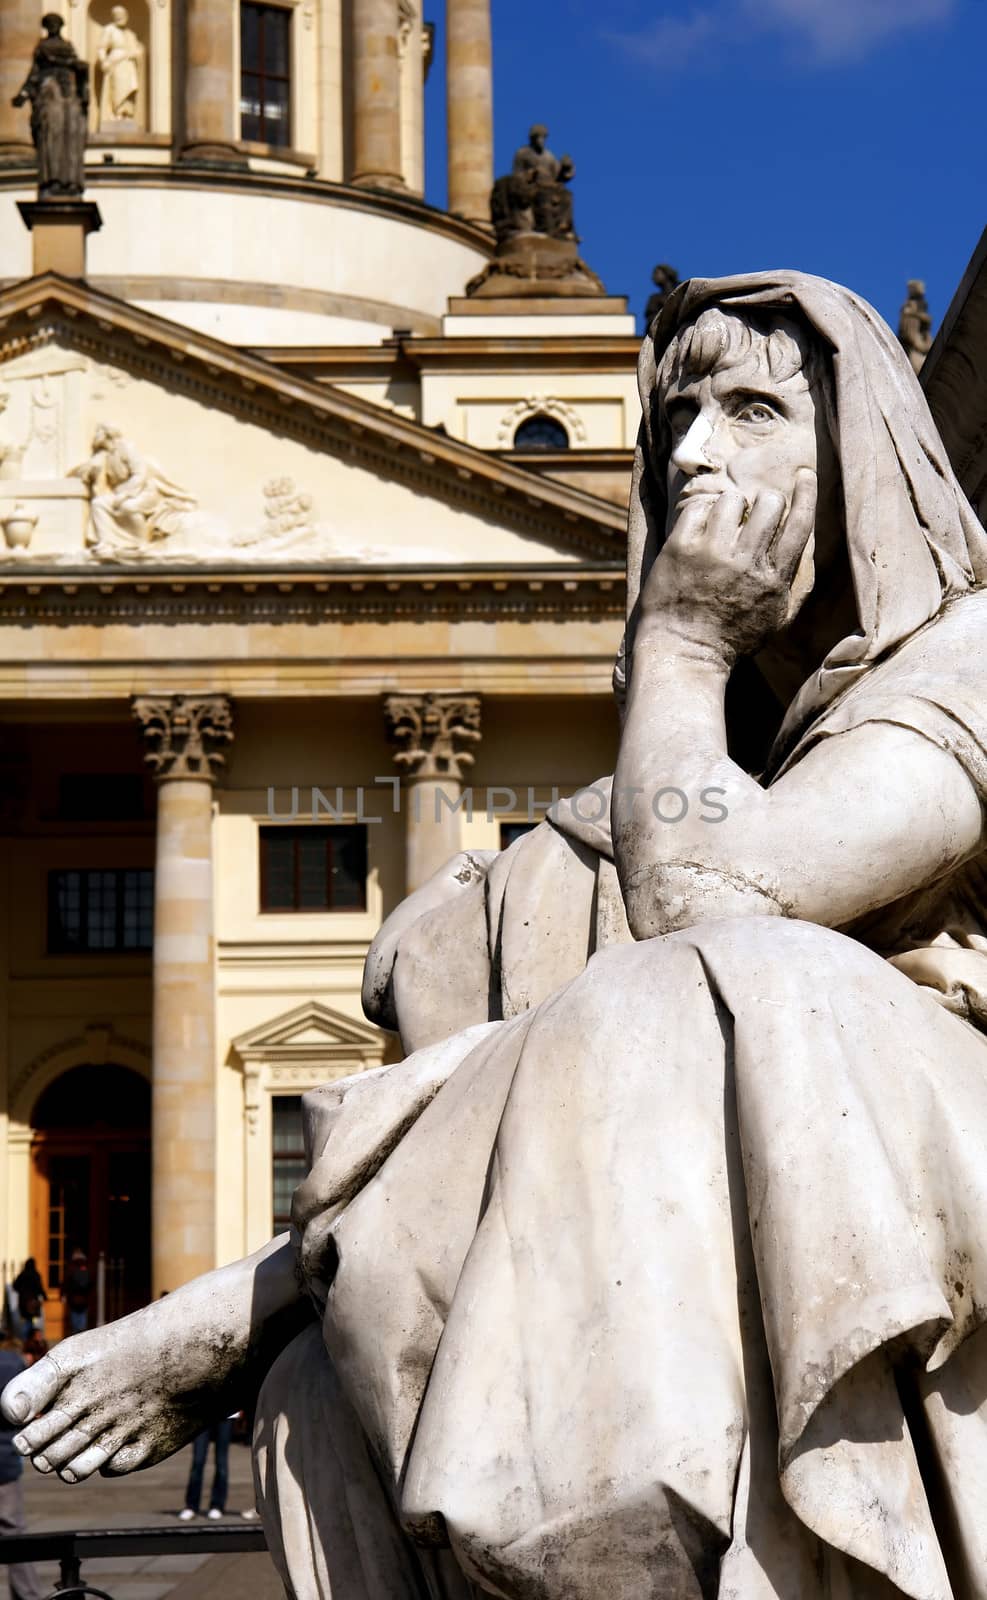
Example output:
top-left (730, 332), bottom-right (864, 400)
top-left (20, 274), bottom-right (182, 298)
top-left (59, 1441), bottom-right (114, 1482)
top-left (14, 1406), bottom-right (79, 1453)
top-left (33, 1426), bottom-right (95, 1471)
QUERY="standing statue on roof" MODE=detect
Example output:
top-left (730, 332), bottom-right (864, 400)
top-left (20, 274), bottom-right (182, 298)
top-left (645, 263), bottom-right (680, 327)
top-left (898, 278), bottom-right (933, 373)
top-left (12, 14), bottom-right (90, 199)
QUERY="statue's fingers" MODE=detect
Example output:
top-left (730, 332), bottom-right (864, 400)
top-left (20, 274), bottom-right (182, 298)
top-left (30, 1425), bottom-right (95, 1473)
top-left (772, 469), bottom-right (817, 572)
top-left (13, 1405), bottom-right (82, 1455)
top-left (738, 489), bottom-right (786, 556)
top-left (59, 1440), bottom-right (116, 1484)
top-left (2, 1353), bottom-right (66, 1424)
top-left (704, 488), bottom-right (749, 550)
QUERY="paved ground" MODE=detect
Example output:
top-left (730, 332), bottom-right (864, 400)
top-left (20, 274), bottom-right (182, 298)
top-left (0, 1441), bottom-right (284, 1600)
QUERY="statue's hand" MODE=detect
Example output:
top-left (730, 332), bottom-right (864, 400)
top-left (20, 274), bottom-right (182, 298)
top-left (640, 469), bottom-right (817, 659)
top-left (11, 93), bottom-right (26, 108)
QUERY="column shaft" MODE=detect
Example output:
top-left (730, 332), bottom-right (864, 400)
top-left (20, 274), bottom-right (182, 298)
top-left (151, 778), bottom-right (217, 1294)
top-left (351, 0), bottom-right (405, 188)
top-left (446, 0), bottom-right (493, 223)
top-left (404, 776), bottom-right (467, 892)
top-left (181, 0), bottom-right (244, 164)
top-left (0, 5), bottom-right (39, 162)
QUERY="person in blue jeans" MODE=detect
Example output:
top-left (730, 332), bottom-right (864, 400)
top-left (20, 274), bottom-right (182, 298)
top-left (179, 1417), bottom-right (233, 1520)
top-left (0, 1338), bottom-right (44, 1600)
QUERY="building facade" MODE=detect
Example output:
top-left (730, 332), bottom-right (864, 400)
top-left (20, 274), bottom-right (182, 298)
top-left (0, 0), bottom-right (641, 1336)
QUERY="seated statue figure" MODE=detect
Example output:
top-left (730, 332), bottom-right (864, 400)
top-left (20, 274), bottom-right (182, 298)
top-left (9, 271), bottom-right (987, 1600)
top-left (491, 124), bottom-right (576, 245)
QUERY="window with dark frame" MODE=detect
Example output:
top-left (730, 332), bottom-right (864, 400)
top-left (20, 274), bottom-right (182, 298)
top-left (500, 821), bottom-right (538, 850)
top-left (513, 414), bottom-right (570, 452)
top-left (240, 2), bottom-right (291, 147)
top-left (259, 825), bottom-right (368, 913)
top-left (272, 1094), bottom-right (306, 1233)
top-left (47, 868), bottom-right (154, 954)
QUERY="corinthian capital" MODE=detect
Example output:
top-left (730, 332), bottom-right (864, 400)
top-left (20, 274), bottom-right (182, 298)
top-left (383, 691), bottom-right (482, 781)
top-left (132, 693), bottom-right (234, 783)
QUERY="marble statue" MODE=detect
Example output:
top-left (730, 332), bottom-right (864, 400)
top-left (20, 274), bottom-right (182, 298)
top-left (12, 14), bottom-right (90, 198)
top-left (71, 423), bottom-right (198, 557)
top-left (96, 6), bottom-right (143, 130)
top-left (899, 277), bottom-right (933, 372)
top-left (8, 272), bottom-right (987, 1600)
top-left (491, 123), bottom-right (576, 245)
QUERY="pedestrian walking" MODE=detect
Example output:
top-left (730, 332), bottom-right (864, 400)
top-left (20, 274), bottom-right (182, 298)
top-left (0, 1337), bottom-right (44, 1600)
top-left (178, 1417), bottom-right (234, 1520)
top-left (10, 1262), bottom-right (45, 1335)
top-left (62, 1250), bottom-right (90, 1335)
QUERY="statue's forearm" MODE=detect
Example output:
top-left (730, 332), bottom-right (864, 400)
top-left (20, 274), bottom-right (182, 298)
top-left (140, 1235), bottom-right (313, 1412)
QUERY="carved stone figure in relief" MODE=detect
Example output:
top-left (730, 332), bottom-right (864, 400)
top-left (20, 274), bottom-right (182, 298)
top-left (9, 273), bottom-right (987, 1600)
top-left (96, 6), bottom-right (143, 129)
top-left (71, 424), bottom-right (198, 557)
top-left (0, 392), bottom-right (26, 482)
top-left (12, 14), bottom-right (90, 198)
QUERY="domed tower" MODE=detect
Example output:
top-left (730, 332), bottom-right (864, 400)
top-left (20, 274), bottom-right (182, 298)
top-left (0, 0), bottom-right (496, 343)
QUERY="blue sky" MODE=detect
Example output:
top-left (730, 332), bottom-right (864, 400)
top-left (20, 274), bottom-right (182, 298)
top-left (424, 0), bottom-right (986, 335)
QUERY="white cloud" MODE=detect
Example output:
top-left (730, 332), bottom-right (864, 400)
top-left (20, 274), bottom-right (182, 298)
top-left (610, 0), bottom-right (956, 68)
top-left (607, 10), bottom-right (718, 66)
top-left (746, 0), bottom-right (956, 60)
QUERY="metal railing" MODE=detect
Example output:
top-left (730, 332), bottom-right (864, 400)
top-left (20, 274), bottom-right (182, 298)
top-left (0, 1520), bottom-right (268, 1598)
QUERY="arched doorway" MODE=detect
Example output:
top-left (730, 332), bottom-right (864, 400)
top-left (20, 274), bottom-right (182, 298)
top-left (31, 1064), bottom-right (151, 1342)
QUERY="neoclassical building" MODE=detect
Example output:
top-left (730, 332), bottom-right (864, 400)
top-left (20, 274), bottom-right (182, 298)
top-left (0, 0), bottom-right (646, 1337)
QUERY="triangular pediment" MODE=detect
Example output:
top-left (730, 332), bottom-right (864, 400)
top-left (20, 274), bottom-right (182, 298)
top-left (231, 1001), bottom-right (384, 1069)
top-left (0, 275), bottom-right (624, 574)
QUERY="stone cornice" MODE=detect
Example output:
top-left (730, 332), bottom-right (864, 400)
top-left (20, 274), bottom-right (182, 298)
top-left (0, 566), bottom-right (625, 625)
top-left (0, 275), bottom-right (626, 560)
top-left (0, 167), bottom-right (495, 258)
top-left (258, 335), bottom-right (643, 380)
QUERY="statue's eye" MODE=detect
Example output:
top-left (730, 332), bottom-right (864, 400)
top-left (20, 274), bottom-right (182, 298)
top-left (666, 404), bottom-right (695, 439)
top-left (737, 402), bottom-right (777, 424)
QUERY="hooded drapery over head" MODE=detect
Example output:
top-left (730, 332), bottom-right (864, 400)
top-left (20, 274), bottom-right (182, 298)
top-left (617, 271), bottom-right (987, 766)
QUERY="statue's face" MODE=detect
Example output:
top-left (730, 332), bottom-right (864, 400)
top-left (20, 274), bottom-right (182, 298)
top-left (111, 6), bottom-right (127, 21)
top-left (663, 349), bottom-right (834, 537)
top-left (530, 129), bottom-right (546, 152)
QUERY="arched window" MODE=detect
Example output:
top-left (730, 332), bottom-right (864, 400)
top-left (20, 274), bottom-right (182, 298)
top-left (513, 414), bottom-right (570, 452)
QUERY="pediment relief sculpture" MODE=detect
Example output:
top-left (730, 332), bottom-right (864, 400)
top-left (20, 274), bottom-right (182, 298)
top-left (72, 423), bottom-right (199, 558)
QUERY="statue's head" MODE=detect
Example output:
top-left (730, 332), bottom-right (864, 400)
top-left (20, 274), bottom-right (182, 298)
top-left (654, 305), bottom-right (841, 619)
top-left (906, 278), bottom-right (926, 301)
top-left (529, 124), bottom-right (548, 151)
top-left (111, 4), bottom-right (128, 21)
top-left (92, 423), bottom-right (120, 449)
top-left (41, 12), bottom-right (65, 36)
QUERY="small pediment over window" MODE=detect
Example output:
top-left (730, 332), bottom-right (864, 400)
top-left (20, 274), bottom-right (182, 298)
top-left (230, 1000), bottom-right (384, 1073)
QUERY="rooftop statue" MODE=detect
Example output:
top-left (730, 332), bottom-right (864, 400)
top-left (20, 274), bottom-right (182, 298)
top-left (645, 261), bottom-right (680, 326)
top-left (9, 272), bottom-right (987, 1600)
top-left (491, 123), bottom-right (576, 246)
top-left (12, 13), bottom-right (90, 199)
top-left (899, 277), bottom-right (933, 372)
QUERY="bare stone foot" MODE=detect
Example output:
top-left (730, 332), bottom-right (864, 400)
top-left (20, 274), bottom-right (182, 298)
top-left (1, 1301), bottom-right (229, 1482)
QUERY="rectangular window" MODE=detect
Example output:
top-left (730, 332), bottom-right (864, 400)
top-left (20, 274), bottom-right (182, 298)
top-left (47, 868), bottom-right (154, 953)
top-left (259, 825), bottom-right (368, 913)
top-left (240, 2), bottom-right (291, 147)
top-left (500, 822), bottom-right (537, 851)
top-left (272, 1095), bottom-right (306, 1233)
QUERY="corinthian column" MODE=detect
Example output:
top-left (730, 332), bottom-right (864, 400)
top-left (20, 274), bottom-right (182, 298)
top-left (384, 691), bottom-right (482, 892)
top-left (0, 4), bottom-right (39, 166)
top-left (351, 0), bottom-right (405, 189)
top-left (180, 0), bottom-right (245, 166)
top-left (133, 693), bottom-right (234, 1296)
top-left (445, 0), bottom-right (493, 223)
